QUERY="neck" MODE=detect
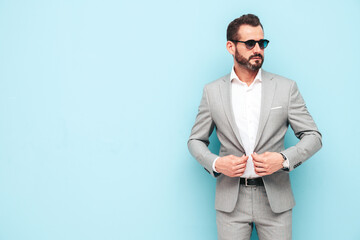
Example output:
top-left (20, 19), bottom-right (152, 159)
top-left (234, 63), bottom-right (259, 86)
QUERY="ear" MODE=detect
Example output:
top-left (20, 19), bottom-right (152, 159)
top-left (226, 41), bottom-right (236, 56)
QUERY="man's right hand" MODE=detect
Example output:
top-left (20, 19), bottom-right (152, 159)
top-left (215, 155), bottom-right (248, 177)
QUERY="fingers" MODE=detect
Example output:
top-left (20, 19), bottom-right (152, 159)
top-left (254, 164), bottom-right (268, 176)
top-left (252, 152), bottom-right (267, 175)
top-left (230, 155), bottom-right (248, 177)
top-left (251, 152), bottom-right (261, 160)
top-left (221, 152), bottom-right (278, 177)
top-left (251, 153), bottom-right (258, 163)
top-left (253, 162), bottom-right (265, 169)
top-left (233, 167), bottom-right (246, 177)
top-left (252, 152), bottom-right (282, 176)
top-left (254, 166), bottom-right (267, 173)
top-left (219, 154), bottom-right (249, 177)
top-left (232, 162), bottom-right (247, 171)
top-left (237, 155), bottom-right (249, 164)
top-left (254, 163), bottom-right (266, 174)
top-left (240, 155), bottom-right (249, 162)
top-left (228, 155), bottom-right (248, 165)
top-left (251, 152), bottom-right (267, 163)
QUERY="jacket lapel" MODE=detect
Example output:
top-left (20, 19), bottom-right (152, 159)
top-left (219, 75), bottom-right (245, 152)
top-left (254, 70), bottom-right (276, 150)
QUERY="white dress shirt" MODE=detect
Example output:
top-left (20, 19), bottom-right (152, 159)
top-left (213, 67), bottom-right (262, 178)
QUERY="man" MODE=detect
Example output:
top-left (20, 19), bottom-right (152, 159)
top-left (187, 14), bottom-right (322, 240)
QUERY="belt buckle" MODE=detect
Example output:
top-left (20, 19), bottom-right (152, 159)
top-left (245, 178), bottom-right (249, 187)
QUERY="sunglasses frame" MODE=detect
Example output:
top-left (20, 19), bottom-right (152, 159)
top-left (230, 39), bottom-right (270, 50)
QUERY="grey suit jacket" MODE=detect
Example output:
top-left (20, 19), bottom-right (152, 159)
top-left (188, 70), bottom-right (322, 213)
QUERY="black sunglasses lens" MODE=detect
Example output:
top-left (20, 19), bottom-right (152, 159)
top-left (259, 40), bottom-right (269, 49)
top-left (245, 40), bottom-right (256, 49)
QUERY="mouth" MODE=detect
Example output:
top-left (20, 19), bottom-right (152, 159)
top-left (250, 58), bottom-right (262, 63)
top-left (250, 55), bottom-right (263, 61)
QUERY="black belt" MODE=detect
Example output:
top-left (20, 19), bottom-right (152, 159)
top-left (240, 178), bottom-right (264, 186)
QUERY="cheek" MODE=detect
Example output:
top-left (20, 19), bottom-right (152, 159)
top-left (236, 49), bottom-right (248, 58)
top-left (256, 50), bottom-right (265, 56)
top-left (245, 53), bottom-right (253, 60)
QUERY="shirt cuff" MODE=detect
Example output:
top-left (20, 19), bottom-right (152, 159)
top-left (212, 157), bottom-right (220, 173)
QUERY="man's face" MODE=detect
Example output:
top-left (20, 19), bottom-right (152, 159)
top-left (233, 25), bottom-right (265, 71)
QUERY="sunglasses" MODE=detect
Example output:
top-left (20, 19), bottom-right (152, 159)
top-left (230, 39), bottom-right (269, 50)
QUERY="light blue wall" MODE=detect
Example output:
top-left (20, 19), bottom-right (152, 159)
top-left (0, 0), bottom-right (359, 239)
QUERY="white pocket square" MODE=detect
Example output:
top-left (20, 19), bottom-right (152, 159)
top-left (270, 106), bottom-right (283, 110)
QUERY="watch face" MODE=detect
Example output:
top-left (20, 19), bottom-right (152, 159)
top-left (283, 159), bottom-right (289, 168)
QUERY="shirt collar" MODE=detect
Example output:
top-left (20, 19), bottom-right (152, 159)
top-left (230, 67), bottom-right (262, 84)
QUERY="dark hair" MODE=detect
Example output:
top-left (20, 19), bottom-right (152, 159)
top-left (226, 14), bottom-right (263, 41)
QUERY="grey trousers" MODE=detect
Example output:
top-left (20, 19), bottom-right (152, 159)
top-left (216, 185), bottom-right (292, 240)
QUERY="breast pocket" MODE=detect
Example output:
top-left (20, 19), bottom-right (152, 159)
top-left (270, 106), bottom-right (283, 110)
top-left (269, 106), bottom-right (286, 121)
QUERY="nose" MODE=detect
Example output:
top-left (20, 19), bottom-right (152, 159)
top-left (252, 42), bottom-right (262, 53)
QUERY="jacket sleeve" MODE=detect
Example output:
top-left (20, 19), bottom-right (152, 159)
top-left (187, 86), bottom-right (220, 177)
top-left (281, 81), bottom-right (322, 171)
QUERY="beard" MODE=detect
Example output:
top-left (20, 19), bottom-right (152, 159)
top-left (234, 49), bottom-right (264, 71)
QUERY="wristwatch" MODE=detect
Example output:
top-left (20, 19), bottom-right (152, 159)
top-left (280, 153), bottom-right (289, 171)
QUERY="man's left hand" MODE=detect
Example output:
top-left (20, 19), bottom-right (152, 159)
top-left (251, 152), bottom-right (283, 176)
